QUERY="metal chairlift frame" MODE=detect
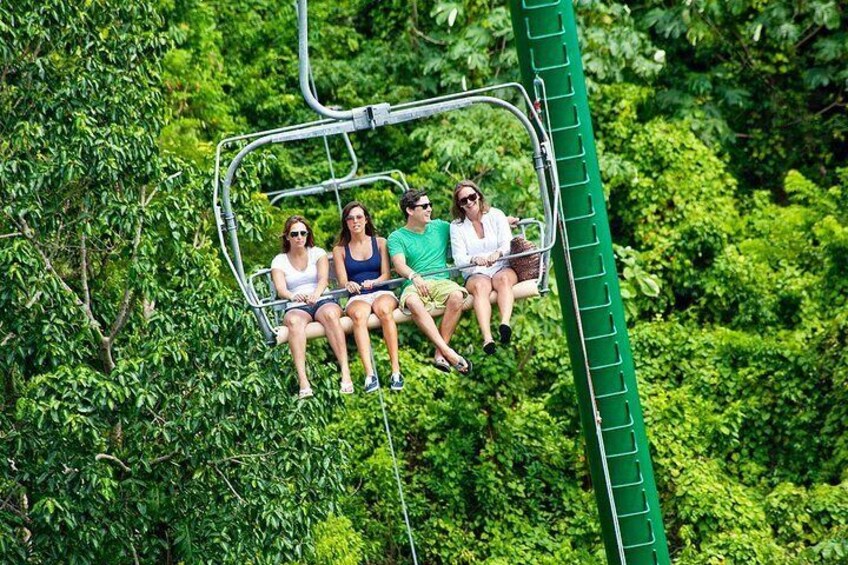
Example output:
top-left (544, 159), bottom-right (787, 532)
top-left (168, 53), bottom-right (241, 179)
top-left (213, 0), bottom-right (562, 347)
top-left (264, 67), bottom-right (411, 209)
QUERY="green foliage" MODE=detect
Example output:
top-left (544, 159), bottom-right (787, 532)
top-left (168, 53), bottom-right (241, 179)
top-left (632, 0), bottom-right (848, 189)
top-left (3, 0), bottom-right (847, 563)
top-left (1, 2), bottom-right (346, 562)
top-left (312, 514), bottom-right (365, 565)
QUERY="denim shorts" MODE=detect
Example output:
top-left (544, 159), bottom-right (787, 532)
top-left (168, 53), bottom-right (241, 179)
top-left (286, 297), bottom-right (339, 319)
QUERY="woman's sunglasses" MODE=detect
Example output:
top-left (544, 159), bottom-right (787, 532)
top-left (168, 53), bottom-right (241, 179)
top-left (289, 230), bottom-right (309, 238)
top-left (458, 192), bottom-right (479, 207)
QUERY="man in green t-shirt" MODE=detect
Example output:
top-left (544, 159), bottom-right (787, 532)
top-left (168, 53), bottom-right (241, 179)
top-left (388, 189), bottom-right (472, 375)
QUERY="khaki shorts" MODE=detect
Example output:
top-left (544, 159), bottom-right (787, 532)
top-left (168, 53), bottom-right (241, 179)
top-left (399, 278), bottom-right (468, 313)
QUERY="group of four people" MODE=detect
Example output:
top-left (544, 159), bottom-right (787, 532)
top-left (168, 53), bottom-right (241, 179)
top-left (271, 181), bottom-right (521, 399)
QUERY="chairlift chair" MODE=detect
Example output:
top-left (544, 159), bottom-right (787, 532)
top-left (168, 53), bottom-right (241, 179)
top-left (212, 0), bottom-right (561, 348)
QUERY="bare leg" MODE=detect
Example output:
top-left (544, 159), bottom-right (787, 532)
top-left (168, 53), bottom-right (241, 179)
top-left (346, 301), bottom-right (374, 378)
top-left (315, 303), bottom-right (352, 383)
top-left (373, 295), bottom-right (400, 374)
top-left (438, 290), bottom-right (466, 345)
top-left (284, 310), bottom-right (313, 391)
top-left (405, 295), bottom-right (462, 365)
top-left (493, 268), bottom-right (518, 326)
top-left (466, 275), bottom-right (494, 344)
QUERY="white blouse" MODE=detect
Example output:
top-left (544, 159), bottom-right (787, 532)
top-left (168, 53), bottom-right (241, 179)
top-left (450, 208), bottom-right (512, 279)
top-left (271, 246), bottom-right (327, 303)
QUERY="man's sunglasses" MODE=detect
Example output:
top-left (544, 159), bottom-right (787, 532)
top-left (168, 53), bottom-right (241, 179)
top-left (458, 192), bottom-right (479, 207)
top-left (289, 230), bottom-right (309, 238)
top-left (412, 202), bottom-right (432, 210)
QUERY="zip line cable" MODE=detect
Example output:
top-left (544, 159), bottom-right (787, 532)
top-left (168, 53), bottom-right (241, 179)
top-left (374, 365), bottom-right (419, 564)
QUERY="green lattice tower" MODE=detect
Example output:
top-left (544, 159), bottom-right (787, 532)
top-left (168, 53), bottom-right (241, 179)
top-left (508, 2), bottom-right (670, 563)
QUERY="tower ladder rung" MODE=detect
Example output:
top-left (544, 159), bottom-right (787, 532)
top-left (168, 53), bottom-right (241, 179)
top-left (588, 356), bottom-right (622, 372)
top-left (530, 45), bottom-right (570, 73)
top-left (555, 148), bottom-right (586, 163)
top-left (578, 297), bottom-right (611, 313)
top-left (605, 430), bottom-right (638, 459)
top-left (601, 413), bottom-right (633, 433)
top-left (595, 384), bottom-right (628, 400)
top-left (560, 176), bottom-right (591, 190)
top-left (622, 522), bottom-right (656, 551)
top-left (585, 326), bottom-right (618, 342)
top-left (618, 505), bottom-right (651, 520)
top-left (524, 17), bottom-right (565, 41)
top-left (612, 475), bottom-right (645, 491)
top-left (544, 89), bottom-right (576, 102)
top-left (573, 268), bottom-right (605, 283)
top-left (521, 0), bottom-right (561, 10)
top-left (549, 120), bottom-right (581, 134)
top-left (564, 208), bottom-right (596, 224)
top-left (567, 237), bottom-right (600, 252)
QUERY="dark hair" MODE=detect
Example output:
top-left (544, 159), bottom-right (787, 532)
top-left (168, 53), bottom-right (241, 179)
top-left (399, 189), bottom-right (429, 219)
top-left (451, 179), bottom-right (489, 222)
top-left (281, 215), bottom-right (315, 253)
top-left (335, 201), bottom-right (377, 247)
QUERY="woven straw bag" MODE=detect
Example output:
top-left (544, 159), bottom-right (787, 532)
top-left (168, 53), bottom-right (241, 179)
top-left (509, 236), bottom-right (540, 282)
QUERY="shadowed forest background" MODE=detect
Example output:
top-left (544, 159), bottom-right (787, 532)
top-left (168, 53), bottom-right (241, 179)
top-left (2, 0), bottom-right (847, 563)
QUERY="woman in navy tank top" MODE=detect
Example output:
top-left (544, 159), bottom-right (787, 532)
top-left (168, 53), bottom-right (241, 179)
top-left (332, 201), bottom-right (403, 393)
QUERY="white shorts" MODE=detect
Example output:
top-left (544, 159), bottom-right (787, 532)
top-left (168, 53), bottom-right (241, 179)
top-left (463, 264), bottom-right (509, 280)
top-left (345, 290), bottom-right (398, 311)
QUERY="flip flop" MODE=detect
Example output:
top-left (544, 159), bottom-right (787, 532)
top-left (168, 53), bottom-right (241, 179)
top-left (298, 387), bottom-right (314, 400)
top-left (432, 357), bottom-right (451, 373)
top-left (452, 356), bottom-right (473, 376)
top-left (340, 381), bottom-right (354, 394)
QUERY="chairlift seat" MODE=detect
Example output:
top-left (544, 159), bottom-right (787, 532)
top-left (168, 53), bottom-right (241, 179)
top-left (273, 279), bottom-right (540, 345)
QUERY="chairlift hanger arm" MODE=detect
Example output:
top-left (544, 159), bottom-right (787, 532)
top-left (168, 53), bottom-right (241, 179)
top-left (222, 94), bottom-right (546, 200)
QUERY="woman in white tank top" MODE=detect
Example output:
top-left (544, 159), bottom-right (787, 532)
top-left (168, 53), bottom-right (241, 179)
top-left (271, 215), bottom-right (351, 399)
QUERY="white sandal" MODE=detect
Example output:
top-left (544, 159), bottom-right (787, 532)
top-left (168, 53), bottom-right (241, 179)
top-left (340, 381), bottom-right (354, 394)
top-left (298, 387), bottom-right (314, 400)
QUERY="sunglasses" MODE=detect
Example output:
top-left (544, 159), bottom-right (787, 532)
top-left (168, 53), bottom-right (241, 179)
top-left (412, 202), bottom-right (432, 210)
top-left (289, 230), bottom-right (309, 238)
top-left (346, 214), bottom-right (366, 222)
top-left (458, 192), bottom-right (479, 207)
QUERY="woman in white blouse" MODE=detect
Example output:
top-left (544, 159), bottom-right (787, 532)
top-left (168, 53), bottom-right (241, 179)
top-left (271, 215), bottom-right (352, 399)
top-left (449, 180), bottom-right (518, 355)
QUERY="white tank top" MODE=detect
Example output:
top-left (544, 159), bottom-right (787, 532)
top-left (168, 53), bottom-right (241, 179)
top-left (271, 246), bottom-right (326, 299)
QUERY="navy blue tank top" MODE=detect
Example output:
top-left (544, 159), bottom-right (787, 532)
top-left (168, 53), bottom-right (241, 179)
top-left (344, 237), bottom-right (381, 293)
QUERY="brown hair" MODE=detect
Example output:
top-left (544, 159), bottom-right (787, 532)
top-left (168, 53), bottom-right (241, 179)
top-left (335, 201), bottom-right (378, 247)
top-left (281, 215), bottom-right (315, 253)
top-left (451, 179), bottom-right (490, 222)
top-left (399, 189), bottom-right (428, 219)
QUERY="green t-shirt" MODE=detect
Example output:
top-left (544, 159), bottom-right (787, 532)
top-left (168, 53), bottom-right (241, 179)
top-left (388, 219), bottom-right (451, 287)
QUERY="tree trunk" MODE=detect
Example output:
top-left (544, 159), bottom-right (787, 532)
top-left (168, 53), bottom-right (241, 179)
top-left (100, 337), bottom-right (115, 374)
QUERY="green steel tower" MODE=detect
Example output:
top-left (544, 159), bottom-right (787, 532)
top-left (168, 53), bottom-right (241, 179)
top-left (508, 2), bottom-right (670, 563)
